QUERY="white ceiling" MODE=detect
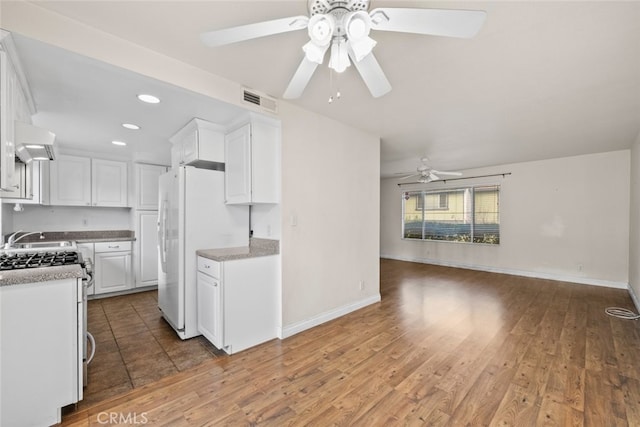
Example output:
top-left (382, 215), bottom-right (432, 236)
top-left (6, 1), bottom-right (640, 176)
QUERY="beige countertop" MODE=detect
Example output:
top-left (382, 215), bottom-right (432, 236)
top-left (197, 238), bottom-right (279, 262)
top-left (9, 229), bottom-right (135, 244)
top-left (0, 264), bottom-right (84, 287)
top-left (0, 230), bottom-right (133, 287)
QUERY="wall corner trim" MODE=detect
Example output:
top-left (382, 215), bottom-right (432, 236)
top-left (279, 294), bottom-right (381, 339)
top-left (628, 284), bottom-right (640, 313)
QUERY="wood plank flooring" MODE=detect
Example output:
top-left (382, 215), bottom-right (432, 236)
top-left (61, 259), bottom-right (640, 426)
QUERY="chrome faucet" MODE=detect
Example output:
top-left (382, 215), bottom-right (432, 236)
top-left (5, 230), bottom-right (45, 249)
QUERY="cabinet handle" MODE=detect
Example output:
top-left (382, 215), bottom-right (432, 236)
top-left (108, 245), bottom-right (120, 249)
top-left (205, 265), bottom-right (210, 269)
top-left (86, 202), bottom-right (91, 206)
top-left (214, 283), bottom-right (218, 287)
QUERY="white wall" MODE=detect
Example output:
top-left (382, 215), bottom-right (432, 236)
top-left (12, 205), bottom-right (130, 232)
top-left (280, 102), bottom-right (380, 332)
top-left (628, 134), bottom-right (640, 310)
top-left (382, 150), bottom-right (630, 288)
top-left (2, 2), bottom-right (381, 335)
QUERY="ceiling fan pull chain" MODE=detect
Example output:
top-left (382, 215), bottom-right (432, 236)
top-left (328, 69), bottom-right (342, 103)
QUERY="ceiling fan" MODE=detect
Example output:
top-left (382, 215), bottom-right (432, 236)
top-left (200, 0), bottom-right (486, 99)
top-left (400, 157), bottom-right (462, 183)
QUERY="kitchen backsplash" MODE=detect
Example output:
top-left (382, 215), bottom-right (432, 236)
top-left (11, 205), bottom-right (131, 232)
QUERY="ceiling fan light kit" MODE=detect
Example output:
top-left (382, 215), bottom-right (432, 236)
top-left (201, 0), bottom-right (486, 99)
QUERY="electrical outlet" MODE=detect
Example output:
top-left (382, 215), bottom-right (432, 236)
top-left (577, 263), bottom-right (583, 272)
top-left (359, 280), bottom-right (364, 291)
top-left (82, 219), bottom-right (88, 226)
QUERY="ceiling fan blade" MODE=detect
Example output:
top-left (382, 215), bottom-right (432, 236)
top-left (429, 172), bottom-right (440, 181)
top-left (369, 8), bottom-right (487, 39)
top-left (348, 51), bottom-right (392, 98)
top-left (201, 16), bottom-right (309, 47)
top-left (399, 173), bottom-right (418, 180)
top-left (283, 57), bottom-right (319, 99)
top-left (432, 170), bottom-right (463, 176)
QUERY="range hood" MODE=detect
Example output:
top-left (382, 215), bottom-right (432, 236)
top-left (15, 121), bottom-right (56, 162)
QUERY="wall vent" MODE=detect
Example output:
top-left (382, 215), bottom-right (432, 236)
top-left (242, 88), bottom-right (278, 114)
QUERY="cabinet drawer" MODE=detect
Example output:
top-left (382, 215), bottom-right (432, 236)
top-left (197, 256), bottom-right (220, 278)
top-left (94, 241), bottom-right (132, 253)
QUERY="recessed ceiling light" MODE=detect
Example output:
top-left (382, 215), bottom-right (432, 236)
top-left (122, 123), bottom-right (141, 130)
top-left (137, 94), bottom-right (160, 104)
top-left (112, 140), bottom-right (127, 146)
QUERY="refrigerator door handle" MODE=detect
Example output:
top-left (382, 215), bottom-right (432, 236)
top-left (158, 199), bottom-right (168, 273)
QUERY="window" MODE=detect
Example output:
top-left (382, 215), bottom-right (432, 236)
top-left (414, 193), bottom-right (448, 211)
top-left (402, 185), bottom-right (500, 244)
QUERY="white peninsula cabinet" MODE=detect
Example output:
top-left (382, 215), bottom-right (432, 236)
top-left (197, 255), bottom-right (278, 354)
top-left (1, 277), bottom-right (83, 427)
top-left (46, 155), bottom-right (128, 207)
top-left (224, 114), bottom-right (280, 205)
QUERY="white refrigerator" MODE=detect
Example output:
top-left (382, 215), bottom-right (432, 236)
top-left (158, 166), bottom-right (248, 339)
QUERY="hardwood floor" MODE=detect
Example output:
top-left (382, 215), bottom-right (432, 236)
top-left (61, 259), bottom-right (640, 426)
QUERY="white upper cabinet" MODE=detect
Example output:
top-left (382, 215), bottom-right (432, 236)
top-left (92, 158), bottom-right (128, 207)
top-left (170, 118), bottom-right (225, 169)
top-left (48, 155), bottom-right (91, 206)
top-left (1, 33), bottom-right (34, 193)
top-left (0, 50), bottom-right (16, 192)
top-left (133, 163), bottom-right (167, 210)
top-left (225, 114), bottom-right (280, 205)
top-left (47, 155), bottom-right (128, 207)
top-left (224, 124), bottom-right (251, 204)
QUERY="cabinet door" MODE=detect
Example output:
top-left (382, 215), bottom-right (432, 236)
top-left (0, 51), bottom-right (15, 192)
top-left (136, 211), bottom-right (159, 287)
top-left (181, 129), bottom-right (199, 165)
top-left (92, 159), bottom-right (128, 207)
top-left (250, 120), bottom-right (279, 203)
top-left (49, 155), bottom-right (92, 206)
top-left (94, 251), bottom-right (132, 294)
top-left (134, 163), bottom-right (166, 210)
top-left (224, 124), bottom-right (251, 204)
top-left (197, 271), bottom-right (222, 348)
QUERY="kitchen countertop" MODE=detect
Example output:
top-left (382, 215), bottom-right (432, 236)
top-left (0, 230), bottom-right (133, 287)
top-left (10, 229), bottom-right (135, 244)
top-left (0, 264), bottom-right (84, 287)
top-left (197, 238), bottom-right (279, 262)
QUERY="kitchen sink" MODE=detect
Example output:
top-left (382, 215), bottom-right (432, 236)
top-left (4, 241), bottom-right (77, 253)
top-left (16, 241), bottom-right (74, 249)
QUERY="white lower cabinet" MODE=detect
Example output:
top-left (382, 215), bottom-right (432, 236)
top-left (197, 255), bottom-right (278, 354)
top-left (0, 278), bottom-right (82, 427)
top-left (197, 269), bottom-right (222, 348)
top-left (94, 241), bottom-right (132, 295)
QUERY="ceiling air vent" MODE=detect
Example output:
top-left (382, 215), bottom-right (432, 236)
top-left (242, 88), bottom-right (277, 114)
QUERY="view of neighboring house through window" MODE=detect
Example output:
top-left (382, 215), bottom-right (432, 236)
top-left (402, 185), bottom-right (500, 244)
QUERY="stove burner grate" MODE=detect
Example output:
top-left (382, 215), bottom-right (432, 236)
top-left (0, 251), bottom-right (81, 270)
